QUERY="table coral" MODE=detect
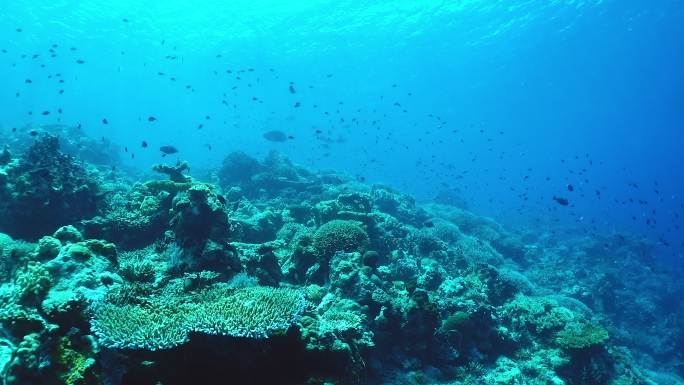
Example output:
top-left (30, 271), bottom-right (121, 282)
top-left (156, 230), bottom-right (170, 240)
top-left (90, 285), bottom-right (306, 350)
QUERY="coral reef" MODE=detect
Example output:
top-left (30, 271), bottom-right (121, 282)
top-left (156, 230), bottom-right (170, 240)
top-left (0, 124), bottom-right (121, 166)
top-left (0, 134), bottom-right (102, 240)
top-left (0, 148), bottom-right (680, 385)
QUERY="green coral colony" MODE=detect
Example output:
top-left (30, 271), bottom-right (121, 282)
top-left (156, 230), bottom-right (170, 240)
top-left (0, 133), bottom-right (681, 385)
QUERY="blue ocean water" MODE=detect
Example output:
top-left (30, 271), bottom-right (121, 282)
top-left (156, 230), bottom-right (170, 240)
top-left (2, 1), bottom-right (682, 263)
top-left (1, 1), bottom-right (683, 384)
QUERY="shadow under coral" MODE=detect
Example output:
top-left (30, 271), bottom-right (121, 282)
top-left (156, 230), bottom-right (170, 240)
top-left (112, 329), bottom-right (353, 385)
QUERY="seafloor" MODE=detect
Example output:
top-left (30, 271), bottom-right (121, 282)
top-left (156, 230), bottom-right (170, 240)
top-left (0, 125), bottom-right (682, 385)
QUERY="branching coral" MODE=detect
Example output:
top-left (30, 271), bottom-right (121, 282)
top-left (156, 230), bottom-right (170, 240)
top-left (90, 286), bottom-right (307, 350)
top-left (190, 286), bottom-right (308, 339)
top-left (90, 302), bottom-right (189, 350)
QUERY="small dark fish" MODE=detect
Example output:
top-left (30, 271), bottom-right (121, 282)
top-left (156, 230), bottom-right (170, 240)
top-left (102, 118), bottom-right (108, 124)
top-left (12, 127), bottom-right (17, 132)
top-left (122, 18), bottom-right (129, 22)
top-left (288, 135), bottom-right (295, 139)
top-left (142, 141), bottom-right (148, 148)
top-left (216, 195), bottom-right (226, 205)
top-left (124, 147), bottom-right (128, 153)
top-left (262, 130), bottom-right (288, 142)
top-left (289, 83), bottom-right (296, 93)
top-left (424, 221), bottom-right (435, 228)
top-left (76, 59), bottom-right (85, 64)
top-left (160, 145), bottom-right (179, 155)
top-left (29, 130), bottom-right (38, 136)
top-left (567, 184), bottom-right (574, 192)
top-left (148, 116), bottom-right (157, 122)
top-left (294, 102), bottom-right (301, 108)
top-left (25, 79), bottom-right (32, 83)
top-left (315, 129), bottom-right (322, 134)
top-left (42, 111), bottom-right (50, 115)
top-left (553, 196), bottom-right (569, 206)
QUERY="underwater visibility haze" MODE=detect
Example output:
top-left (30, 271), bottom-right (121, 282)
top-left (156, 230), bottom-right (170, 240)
top-left (0, 1), bottom-right (683, 384)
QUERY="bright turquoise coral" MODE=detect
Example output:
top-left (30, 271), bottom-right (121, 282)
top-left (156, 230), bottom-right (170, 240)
top-left (90, 285), bottom-right (307, 350)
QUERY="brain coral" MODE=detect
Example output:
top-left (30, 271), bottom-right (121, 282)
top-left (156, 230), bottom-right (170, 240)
top-left (90, 286), bottom-right (306, 350)
top-left (312, 220), bottom-right (369, 258)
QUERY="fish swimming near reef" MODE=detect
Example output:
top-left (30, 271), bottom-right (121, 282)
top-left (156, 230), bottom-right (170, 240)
top-left (553, 196), bottom-right (569, 206)
top-left (160, 145), bottom-right (179, 156)
top-left (262, 130), bottom-right (288, 142)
